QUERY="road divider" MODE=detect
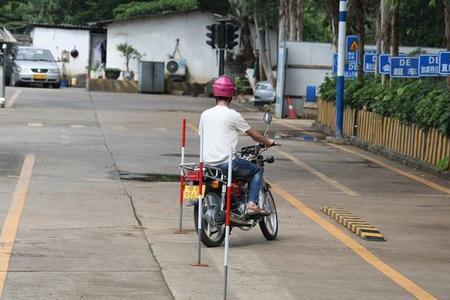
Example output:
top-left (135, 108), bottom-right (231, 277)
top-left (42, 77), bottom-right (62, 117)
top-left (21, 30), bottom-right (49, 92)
top-left (321, 207), bottom-right (385, 241)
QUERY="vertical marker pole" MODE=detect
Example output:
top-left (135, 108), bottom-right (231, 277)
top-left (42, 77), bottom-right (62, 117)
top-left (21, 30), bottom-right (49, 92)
top-left (193, 129), bottom-right (208, 267)
top-left (176, 119), bottom-right (187, 234)
top-left (222, 147), bottom-right (233, 300)
top-left (336, 0), bottom-right (347, 138)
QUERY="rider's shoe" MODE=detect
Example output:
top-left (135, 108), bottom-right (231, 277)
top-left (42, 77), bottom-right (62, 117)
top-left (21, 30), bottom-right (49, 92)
top-left (246, 202), bottom-right (268, 215)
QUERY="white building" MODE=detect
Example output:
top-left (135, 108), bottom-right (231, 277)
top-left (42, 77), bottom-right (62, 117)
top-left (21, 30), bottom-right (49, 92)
top-left (27, 24), bottom-right (106, 82)
top-left (100, 10), bottom-right (219, 83)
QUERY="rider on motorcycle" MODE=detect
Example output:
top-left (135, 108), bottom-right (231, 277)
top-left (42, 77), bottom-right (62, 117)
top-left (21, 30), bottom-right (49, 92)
top-left (199, 76), bottom-right (277, 215)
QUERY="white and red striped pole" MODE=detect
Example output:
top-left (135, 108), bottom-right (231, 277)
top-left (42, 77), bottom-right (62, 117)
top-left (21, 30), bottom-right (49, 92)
top-left (192, 129), bottom-right (208, 267)
top-left (222, 146), bottom-right (233, 300)
top-left (176, 119), bottom-right (187, 234)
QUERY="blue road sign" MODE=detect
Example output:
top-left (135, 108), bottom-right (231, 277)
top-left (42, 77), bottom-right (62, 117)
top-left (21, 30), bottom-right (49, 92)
top-left (346, 35), bottom-right (359, 62)
top-left (439, 51), bottom-right (450, 75)
top-left (378, 54), bottom-right (391, 75)
top-left (363, 53), bottom-right (377, 73)
top-left (419, 54), bottom-right (440, 77)
top-left (390, 57), bottom-right (419, 78)
top-left (333, 53), bottom-right (358, 78)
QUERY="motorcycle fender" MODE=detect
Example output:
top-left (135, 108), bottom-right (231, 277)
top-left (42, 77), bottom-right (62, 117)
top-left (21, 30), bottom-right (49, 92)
top-left (265, 182), bottom-right (272, 189)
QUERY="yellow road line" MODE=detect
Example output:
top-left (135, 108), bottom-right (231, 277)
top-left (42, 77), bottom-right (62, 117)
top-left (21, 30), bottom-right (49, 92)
top-left (0, 154), bottom-right (36, 295)
top-left (274, 149), bottom-right (359, 197)
top-left (329, 144), bottom-right (450, 195)
top-left (271, 183), bottom-right (437, 300)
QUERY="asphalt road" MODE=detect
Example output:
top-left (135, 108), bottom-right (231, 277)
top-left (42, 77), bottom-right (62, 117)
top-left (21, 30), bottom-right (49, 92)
top-left (0, 87), bottom-right (449, 300)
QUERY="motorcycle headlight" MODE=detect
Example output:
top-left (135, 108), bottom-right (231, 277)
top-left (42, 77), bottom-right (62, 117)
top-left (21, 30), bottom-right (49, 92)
top-left (49, 68), bottom-right (60, 74)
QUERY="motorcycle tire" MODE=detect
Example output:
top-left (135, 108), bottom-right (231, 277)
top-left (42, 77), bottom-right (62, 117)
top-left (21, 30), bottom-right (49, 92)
top-left (259, 190), bottom-right (278, 240)
top-left (193, 192), bottom-right (226, 247)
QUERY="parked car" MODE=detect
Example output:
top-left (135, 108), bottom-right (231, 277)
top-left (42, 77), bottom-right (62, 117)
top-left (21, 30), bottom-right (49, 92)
top-left (6, 46), bottom-right (61, 88)
top-left (254, 81), bottom-right (275, 105)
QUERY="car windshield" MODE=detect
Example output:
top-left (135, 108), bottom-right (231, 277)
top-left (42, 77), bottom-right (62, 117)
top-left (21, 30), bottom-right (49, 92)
top-left (15, 49), bottom-right (54, 62)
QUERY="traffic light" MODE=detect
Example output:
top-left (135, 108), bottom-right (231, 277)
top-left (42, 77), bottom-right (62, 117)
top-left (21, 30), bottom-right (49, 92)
top-left (206, 24), bottom-right (217, 49)
top-left (217, 23), bottom-right (227, 49)
top-left (226, 24), bottom-right (239, 50)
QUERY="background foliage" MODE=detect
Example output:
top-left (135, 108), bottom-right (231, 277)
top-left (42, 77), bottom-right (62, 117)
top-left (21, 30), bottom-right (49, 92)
top-left (0, 0), bottom-right (446, 49)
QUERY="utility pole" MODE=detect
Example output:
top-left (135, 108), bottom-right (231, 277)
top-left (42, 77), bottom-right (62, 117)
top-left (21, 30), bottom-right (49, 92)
top-left (336, 0), bottom-right (347, 138)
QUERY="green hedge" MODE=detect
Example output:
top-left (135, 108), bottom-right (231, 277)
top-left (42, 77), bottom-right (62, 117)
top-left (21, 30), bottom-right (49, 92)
top-left (319, 76), bottom-right (450, 136)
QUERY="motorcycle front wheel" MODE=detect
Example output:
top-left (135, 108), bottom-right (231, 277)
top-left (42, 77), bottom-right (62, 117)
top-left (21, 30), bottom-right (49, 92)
top-left (193, 192), bottom-right (225, 247)
top-left (259, 189), bottom-right (278, 240)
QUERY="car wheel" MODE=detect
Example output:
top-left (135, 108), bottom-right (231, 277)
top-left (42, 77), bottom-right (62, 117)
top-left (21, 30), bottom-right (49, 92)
top-left (51, 82), bottom-right (61, 89)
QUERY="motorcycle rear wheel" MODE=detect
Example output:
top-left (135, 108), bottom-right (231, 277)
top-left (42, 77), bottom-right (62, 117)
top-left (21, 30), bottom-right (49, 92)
top-left (259, 190), bottom-right (278, 240)
top-left (194, 192), bottom-right (225, 247)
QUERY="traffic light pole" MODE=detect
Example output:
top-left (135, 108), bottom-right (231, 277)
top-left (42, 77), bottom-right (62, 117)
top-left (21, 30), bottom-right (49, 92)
top-left (219, 49), bottom-right (225, 76)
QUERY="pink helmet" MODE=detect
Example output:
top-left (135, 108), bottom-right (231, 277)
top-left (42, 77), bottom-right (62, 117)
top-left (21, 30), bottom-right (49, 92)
top-left (212, 76), bottom-right (236, 98)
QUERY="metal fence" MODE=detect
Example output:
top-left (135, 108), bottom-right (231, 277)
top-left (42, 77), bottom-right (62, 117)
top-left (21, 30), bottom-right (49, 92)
top-left (318, 100), bottom-right (450, 166)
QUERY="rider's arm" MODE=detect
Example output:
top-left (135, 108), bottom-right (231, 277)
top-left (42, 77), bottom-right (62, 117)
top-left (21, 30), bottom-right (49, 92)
top-left (246, 128), bottom-right (274, 147)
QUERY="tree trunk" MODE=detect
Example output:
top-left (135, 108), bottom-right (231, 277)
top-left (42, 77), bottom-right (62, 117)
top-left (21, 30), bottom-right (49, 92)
top-left (297, 0), bottom-right (304, 41)
top-left (254, 12), bottom-right (276, 87)
top-left (241, 14), bottom-right (254, 65)
top-left (288, 0), bottom-right (297, 41)
top-left (443, 0), bottom-right (450, 88)
top-left (356, 0), bottom-right (364, 82)
top-left (375, 3), bottom-right (381, 76)
top-left (390, 5), bottom-right (399, 57)
top-left (327, 0), bottom-right (339, 49)
top-left (278, 0), bottom-right (287, 45)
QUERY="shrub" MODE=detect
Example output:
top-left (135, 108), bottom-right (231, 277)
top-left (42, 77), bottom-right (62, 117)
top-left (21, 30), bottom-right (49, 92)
top-left (319, 76), bottom-right (450, 136)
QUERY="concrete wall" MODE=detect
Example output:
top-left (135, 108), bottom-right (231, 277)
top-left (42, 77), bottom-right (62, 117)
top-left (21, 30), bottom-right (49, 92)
top-left (106, 11), bottom-right (219, 83)
top-left (31, 27), bottom-right (90, 77)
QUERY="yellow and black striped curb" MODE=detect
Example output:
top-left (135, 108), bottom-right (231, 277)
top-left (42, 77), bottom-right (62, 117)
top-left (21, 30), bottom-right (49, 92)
top-left (321, 207), bottom-right (385, 241)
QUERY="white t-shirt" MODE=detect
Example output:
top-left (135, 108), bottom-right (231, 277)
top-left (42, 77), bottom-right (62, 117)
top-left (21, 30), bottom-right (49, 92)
top-left (199, 105), bottom-right (251, 165)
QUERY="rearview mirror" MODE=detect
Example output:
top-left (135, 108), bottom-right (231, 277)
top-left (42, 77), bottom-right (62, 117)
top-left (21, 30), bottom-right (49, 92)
top-left (263, 112), bottom-right (272, 125)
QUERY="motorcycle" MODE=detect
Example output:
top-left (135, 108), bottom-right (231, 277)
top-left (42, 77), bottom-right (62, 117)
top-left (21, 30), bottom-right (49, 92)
top-left (180, 113), bottom-right (278, 247)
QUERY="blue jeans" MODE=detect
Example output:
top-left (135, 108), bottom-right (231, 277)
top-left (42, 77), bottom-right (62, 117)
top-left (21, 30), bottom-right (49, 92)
top-left (216, 158), bottom-right (263, 204)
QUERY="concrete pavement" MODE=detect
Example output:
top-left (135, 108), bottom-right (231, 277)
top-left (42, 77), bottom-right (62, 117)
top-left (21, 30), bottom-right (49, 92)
top-left (0, 87), bottom-right (449, 299)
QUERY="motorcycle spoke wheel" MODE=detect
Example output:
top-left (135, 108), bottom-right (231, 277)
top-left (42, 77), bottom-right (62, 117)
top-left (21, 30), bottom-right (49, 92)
top-left (194, 192), bottom-right (225, 247)
top-left (259, 190), bottom-right (278, 240)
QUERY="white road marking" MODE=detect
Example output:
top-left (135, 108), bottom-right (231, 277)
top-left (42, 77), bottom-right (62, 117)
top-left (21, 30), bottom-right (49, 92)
top-left (70, 124), bottom-right (85, 129)
top-left (28, 123), bottom-right (42, 127)
top-left (5, 90), bottom-right (22, 108)
top-left (112, 126), bottom-right (125, 130)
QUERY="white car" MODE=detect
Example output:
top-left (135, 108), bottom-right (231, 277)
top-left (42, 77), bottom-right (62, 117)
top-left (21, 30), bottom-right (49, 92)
top-left (254, 81), bottom-right (275, 105)
top-left (6, 47), bottom-right (61, 88)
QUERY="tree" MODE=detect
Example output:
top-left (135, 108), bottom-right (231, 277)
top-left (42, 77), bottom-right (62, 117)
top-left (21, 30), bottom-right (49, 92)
top-left (442, 0), bottom-right (450, 88)
top-left (117, 43), bottom-right (142, 72)
top-left (355, 0), bottom-right (365, 82)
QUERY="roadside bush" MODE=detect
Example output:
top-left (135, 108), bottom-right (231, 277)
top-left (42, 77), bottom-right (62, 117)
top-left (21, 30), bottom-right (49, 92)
top-left (319, 76), bottom-right (450, 136)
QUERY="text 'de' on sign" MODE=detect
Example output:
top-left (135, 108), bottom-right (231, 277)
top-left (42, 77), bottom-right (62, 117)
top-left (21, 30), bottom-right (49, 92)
top-left (419, 54), bottom-right (440, 77)
top-left (390, 57), bottom-right (419, 78)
